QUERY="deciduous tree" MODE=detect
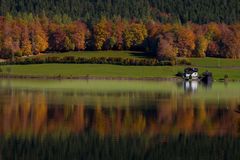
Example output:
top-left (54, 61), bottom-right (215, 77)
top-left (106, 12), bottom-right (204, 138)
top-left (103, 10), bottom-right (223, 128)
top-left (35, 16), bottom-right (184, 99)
top-left (175, 27), bottom-right (196, 57)
top-left (49, 27), bottom-right (66, 51)
top-left (69, 21), bottom-right (88, 50)
top-left (194, 36), bottom-right (208, 57)
top-left (30, 20), bottom-right (48, 54)
top-left (93, 18), bottom-right (112, 50)
top-left (123, 22), bottom-right (147, 49)
top-left (157, 33), bottom-right (177, 60)
top-left (20, 25), bottom-right (32, 56)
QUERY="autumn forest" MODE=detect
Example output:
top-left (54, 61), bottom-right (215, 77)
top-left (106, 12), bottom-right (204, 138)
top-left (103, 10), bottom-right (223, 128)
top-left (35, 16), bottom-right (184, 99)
top-left (1, 14), bottom-right (240, 61)
top-left (0, 1), bottom-right (240, 159)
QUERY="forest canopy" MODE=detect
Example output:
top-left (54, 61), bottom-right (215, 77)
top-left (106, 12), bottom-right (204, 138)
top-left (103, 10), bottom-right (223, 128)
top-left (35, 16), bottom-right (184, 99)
top-left (1, 1), bottom-right (240, 60)
top-left (1, 0), bottom-right (240, 24)
top-left (1, 15), bottom-right (240, 60)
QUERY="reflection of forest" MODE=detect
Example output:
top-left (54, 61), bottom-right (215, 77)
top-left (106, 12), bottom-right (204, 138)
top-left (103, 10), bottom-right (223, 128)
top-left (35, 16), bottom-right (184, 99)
top-left (0, 89), bottom-right (239, 138)
top-left (1, 134), bottom-right (240, 160)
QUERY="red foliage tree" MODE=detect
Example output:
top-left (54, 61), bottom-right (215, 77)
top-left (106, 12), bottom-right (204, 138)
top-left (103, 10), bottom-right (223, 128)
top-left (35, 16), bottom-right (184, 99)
top-left (49, 27), bottom-right (66, 51)
top-left (157, 33), bottom-right (177, 60)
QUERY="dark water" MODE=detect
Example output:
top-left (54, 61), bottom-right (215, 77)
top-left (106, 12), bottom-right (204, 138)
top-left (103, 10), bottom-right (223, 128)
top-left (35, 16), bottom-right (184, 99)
top-left (0, 79), bottom-right (240, 160)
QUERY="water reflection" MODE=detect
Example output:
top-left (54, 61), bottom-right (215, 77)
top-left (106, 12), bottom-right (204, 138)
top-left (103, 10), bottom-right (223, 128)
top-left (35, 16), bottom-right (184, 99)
top-left (183, 81), bottom-right (198, 93)
top-left (182, 80), bottom-right (214, 94)
top-left (0, 79), bottom-right (240, 159)
top-left (0, 80), bottom-right (239, 138)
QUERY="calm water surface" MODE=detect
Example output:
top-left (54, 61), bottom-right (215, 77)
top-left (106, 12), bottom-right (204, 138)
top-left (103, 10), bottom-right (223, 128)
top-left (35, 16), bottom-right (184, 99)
top-left (0, 79), bottom-right (240, 160)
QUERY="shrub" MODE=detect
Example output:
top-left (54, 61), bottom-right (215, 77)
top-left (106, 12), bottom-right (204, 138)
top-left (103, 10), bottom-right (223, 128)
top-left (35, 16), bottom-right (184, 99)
top-left (61, 56), bottom-right (75, 63)
top-left (98, 57), bottom-right (107, 64)
top-left (76, 57), bottom-right (88, 64)
top-left (14, 58), bottom-right (25, 64)
top-left (129, 59), bottom-right (136, 65)
top-left (123, 58), bottom-right (130, 65)
top-left (106, 57), bottom-right (113, 63)
top-left (24, 58), bottom-right (32, 64)
top-left (11, 56), bottom-right (175, 66)
top-left (151, 59), bottom-right (159, 66)
top-left (0, 67), bottom-right (2, 73)
top-left (32, 57), bottom-right (45, 64)
top-left (176, 59), bottom-right (191, 65)
top-left (168, 60), bottom-right (176, 66)
top-left (160, 61), bottom-right (175, 66)
top-left (89, 57), bottom-right (98, 64)
top-left (46, 57), bottom-right (59, 63)
top-left (176, 71), bottom-right (184, 77)
top-left (14, 51), bottom-right (23, 57)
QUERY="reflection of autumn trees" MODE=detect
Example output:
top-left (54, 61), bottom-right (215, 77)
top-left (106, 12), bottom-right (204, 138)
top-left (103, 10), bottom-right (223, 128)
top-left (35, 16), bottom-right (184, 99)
top-left (0, 90), bottom-right (240, 138)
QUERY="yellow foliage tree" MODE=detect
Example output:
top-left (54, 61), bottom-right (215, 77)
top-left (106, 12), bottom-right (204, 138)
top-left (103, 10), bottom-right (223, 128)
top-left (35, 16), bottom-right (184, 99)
top-left (123, 23), bottom-right (147, 49)
top-left (194, 35), bottom-right (208, 57)
top-left (93, 18), bottom-right (111, 50)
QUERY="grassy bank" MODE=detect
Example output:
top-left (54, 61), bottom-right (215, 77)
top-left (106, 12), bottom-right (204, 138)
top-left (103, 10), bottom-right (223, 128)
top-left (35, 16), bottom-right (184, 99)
top-left (1, 51), bottom-right (240, 80)
top-left (186, 57), bottom-right (240, 67)
top-left (0, 64), bottom-right (240, 80)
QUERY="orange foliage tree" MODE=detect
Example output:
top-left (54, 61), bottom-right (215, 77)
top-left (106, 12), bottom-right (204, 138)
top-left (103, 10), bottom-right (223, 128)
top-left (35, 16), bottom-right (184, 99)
top-left (66, 21), bottom-right (88, 51)
top-left (111, 19), bottom-right (126, 50)
top-left (20, 25), bottom-right (32, 56)
top-left (30, 20), bottom-right (48, 54)
top-left (175, 26), bottom-right (196, 57)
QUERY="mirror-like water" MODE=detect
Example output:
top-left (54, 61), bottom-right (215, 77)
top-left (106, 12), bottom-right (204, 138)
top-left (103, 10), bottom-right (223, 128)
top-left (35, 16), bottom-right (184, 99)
top-left (0, 79), bottom-right (240, 160)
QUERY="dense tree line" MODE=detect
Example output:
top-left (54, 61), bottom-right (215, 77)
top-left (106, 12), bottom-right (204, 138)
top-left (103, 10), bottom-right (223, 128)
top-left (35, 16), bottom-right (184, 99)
top-left (1, 0), bottom-right (240, 24)
top-left (1, 15), bottom-right (240, 60)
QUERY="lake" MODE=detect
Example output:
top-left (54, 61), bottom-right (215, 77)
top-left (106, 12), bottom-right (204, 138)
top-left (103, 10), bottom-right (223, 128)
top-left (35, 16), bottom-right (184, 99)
top-left (0, 79), bottom-right (240, 160)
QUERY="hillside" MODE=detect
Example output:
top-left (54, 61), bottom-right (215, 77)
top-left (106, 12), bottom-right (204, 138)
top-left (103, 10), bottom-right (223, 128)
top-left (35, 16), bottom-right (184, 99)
top-left (1, 0), bottom-right (240, 24)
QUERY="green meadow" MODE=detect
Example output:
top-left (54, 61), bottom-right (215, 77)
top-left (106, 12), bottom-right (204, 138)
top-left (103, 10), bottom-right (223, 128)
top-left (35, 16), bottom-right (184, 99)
top-left (0, 51), bottom-right (240, 80)
top-left (0, 64), bottom-right (239, 80)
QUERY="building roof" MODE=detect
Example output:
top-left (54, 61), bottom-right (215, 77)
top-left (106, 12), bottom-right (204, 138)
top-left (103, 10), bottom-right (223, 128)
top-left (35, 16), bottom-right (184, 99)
top-left (184, 68), bottom-right (198, 74)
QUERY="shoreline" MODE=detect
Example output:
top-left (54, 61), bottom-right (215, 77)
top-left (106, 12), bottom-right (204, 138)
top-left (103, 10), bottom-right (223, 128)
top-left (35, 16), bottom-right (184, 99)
top-left (0, 74), bottom-right (239, 82)
top-left (0, 74), bottom-right (181, 81)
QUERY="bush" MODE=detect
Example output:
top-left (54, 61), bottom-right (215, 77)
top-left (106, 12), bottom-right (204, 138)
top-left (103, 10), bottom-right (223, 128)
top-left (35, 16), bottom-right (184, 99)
top-left (98, 57), bottom-right (107, 64)
top-left (32, 57), bottom-right (45, 64)
top-left (0, 67), bottom-right (2, 73)
top-left (11, 56), bottom-right (176, 66)
top-left (176, 59), bottom-right (191, 65)
top-left (176, 71), bottom-right (184, 77)
top-left (76, 57), bottom-right (88, 64)
top-left (24, 58), bottom-right (32, 64)
top-left (61, 56), bottom-right (75, 63)
top-left (14, 51), bottom-right (23, 57)
top-left (46, 57), bottom-right (59, 63)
